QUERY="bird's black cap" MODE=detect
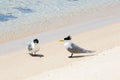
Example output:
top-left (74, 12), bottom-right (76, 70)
top-left (33, 39), bottom-right (39, 43)
top-left (64, 35), bottom-right (72, 40)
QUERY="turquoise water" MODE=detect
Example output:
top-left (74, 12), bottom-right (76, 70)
top-left (0, 0), bottom-right (119, 22)
top-left (0, 14), bottom-right (17, 22)
top-left (0, 0), bottom-right (120, 41)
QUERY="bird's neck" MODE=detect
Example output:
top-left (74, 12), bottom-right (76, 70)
top-left (64, 40), bottom-right (71, 43)
top-left (64, 40), bottom-right (72, 48)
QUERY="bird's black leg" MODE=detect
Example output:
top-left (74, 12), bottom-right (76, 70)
top-left (69, 53), bottom-right (73, 58)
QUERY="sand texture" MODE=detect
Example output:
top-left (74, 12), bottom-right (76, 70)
top-left (0, 23), bottom-right (120, 80)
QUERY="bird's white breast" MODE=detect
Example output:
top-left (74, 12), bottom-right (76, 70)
top-left (64, 42), bottom-right (72, 49)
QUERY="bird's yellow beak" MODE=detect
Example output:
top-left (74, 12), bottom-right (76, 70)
top-left (59, 40), bottom-right (64, 42)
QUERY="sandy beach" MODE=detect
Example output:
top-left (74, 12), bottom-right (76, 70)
top-left (25, 46), bottom-right (120, 80)
top-left (0, 1), bottom-right (120, 80)
top-left (0, 22), bottom-right (120, 80)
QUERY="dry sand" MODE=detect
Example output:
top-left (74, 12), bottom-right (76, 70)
top-left (25, 46), bottom-right (120, 80)
top-left (0, 23), bottom-right (120, 80)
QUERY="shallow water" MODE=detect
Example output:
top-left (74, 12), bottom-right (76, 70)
top-left (0, 0), bottom-right (120, 42)
top-left (0, 14), bottom-right (17, 22)
top-left (0, 0), bottom-right (119, 22)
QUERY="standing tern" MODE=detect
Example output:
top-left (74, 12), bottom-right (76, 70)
top-left (59, 36), bottom-right (94, 58)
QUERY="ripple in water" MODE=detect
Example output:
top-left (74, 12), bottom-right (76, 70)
top-left (0, 14), bottom-right (17, 22)
top-left (15, 7), bottom-right (33, 13)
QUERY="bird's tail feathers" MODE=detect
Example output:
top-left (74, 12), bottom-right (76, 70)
top-left (86, 50), bottom-right (95, 53)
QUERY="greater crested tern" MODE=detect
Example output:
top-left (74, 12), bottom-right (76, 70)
top-left (28, 39), bottom-right (40, 55)
top-left (59, 36), bottom-right (94, 58)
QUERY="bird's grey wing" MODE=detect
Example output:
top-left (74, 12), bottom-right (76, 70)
top-left (68, 43), bottom-right (92, 53)
top-left (28, 44), bottom-right (33, 51)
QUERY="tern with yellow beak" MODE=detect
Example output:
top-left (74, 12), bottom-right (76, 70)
top-left (59, 36), bottom-right (94, 58)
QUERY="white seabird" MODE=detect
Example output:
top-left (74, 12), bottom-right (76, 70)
top-left (28, 39), bottom-right (40, 55)
top-left (59, 36), bottom-right (94, 58)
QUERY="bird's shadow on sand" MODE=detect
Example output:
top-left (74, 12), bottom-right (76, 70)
top-left (29, 53), bottom-right (44, 58)
top-left (68, 54), bottom-right (95, 58)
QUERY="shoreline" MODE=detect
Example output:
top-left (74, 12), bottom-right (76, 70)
top-left (0, 16), bottom-right (120, 55)
top-left (0, 3), bottom-right (120, 43)
top-left (0, 2), bottom-right (120, 79)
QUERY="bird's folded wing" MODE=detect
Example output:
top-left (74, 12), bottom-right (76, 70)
top-left (70, 43), bottom-right (91, 53)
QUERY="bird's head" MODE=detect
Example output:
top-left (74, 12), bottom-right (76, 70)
top-left (33, 39), bottom-right (39, 44)
top-left (59, 35), bottom-right (72, 42)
